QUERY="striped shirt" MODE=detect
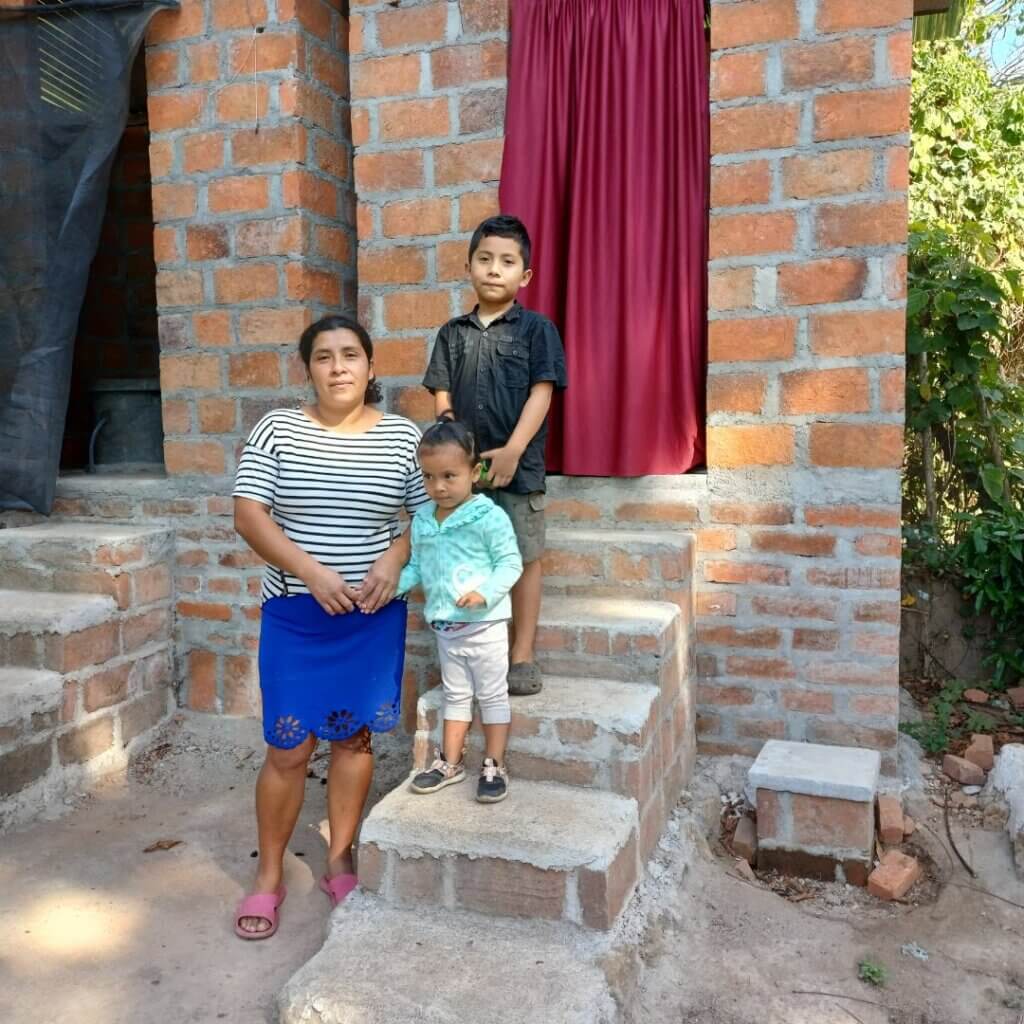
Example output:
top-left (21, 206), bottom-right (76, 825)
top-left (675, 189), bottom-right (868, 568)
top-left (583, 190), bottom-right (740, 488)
top-left (233, 408), bottom-right (429, 602)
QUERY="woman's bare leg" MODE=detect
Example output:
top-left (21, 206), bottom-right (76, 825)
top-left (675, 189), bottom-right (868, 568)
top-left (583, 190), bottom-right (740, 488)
top-left (325, 729), bottom-right (375, 878)
top-left (240, 733), bottom-right (317, 934)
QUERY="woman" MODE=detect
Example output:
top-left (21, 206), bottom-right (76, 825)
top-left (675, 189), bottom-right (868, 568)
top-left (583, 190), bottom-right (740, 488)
top-left (232, 314), bottom-right (427, 939)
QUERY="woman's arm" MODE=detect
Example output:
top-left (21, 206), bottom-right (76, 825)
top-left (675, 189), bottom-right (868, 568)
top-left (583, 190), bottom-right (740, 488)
top-left (234, 497), bottom-right (359, 615)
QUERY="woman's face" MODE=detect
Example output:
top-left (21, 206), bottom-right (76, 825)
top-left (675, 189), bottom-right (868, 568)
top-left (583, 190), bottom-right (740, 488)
top-left (307, 328), bottom-right (374, 407)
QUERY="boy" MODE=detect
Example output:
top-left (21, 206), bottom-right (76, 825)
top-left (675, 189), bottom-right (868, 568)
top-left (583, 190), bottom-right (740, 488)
top-left (423, 215), bottom-right (567, 696)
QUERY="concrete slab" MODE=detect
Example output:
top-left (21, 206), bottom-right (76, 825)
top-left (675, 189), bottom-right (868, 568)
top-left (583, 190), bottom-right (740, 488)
top-left (540, 595), bottom-right (679, 633)
top-left (361, 778), bottom-right (637, 871)
top-left (277, 892), bottom-right (617, 1024)
top-left (0, 522), bottom-right (169, 543)
top-left (0, 667), bottom-right (63, 717)
top-left (547, 526), bottom-right (693, 552)
top-left (0, 589), bottom-right (117, 635)
top-left (749, 739), bottom-right (880, 803)
top-left (418, 675), bottom-right (658, 740)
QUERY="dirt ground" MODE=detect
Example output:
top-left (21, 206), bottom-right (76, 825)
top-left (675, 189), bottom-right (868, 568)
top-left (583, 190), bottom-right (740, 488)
top-left (2, 713), bottom-right (1023, 1024)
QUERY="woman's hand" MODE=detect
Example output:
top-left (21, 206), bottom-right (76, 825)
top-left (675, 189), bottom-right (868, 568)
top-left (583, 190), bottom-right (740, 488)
top-left (358, 546), bottom-right (403, 613)
top-left (304, 563), bottom-right (359, 615)
top-left (455, 591), bottom-right (486, 609)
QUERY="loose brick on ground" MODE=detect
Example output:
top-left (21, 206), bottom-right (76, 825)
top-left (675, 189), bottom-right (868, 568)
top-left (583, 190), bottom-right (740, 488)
top-left (876, 794), bottom-right (903, 845)
top-left (963, 734), bottom-right (994, 772)
top-left (942, 754), bottom-right (985, 786)
top-left (867, 850), bottom-right (922, 901)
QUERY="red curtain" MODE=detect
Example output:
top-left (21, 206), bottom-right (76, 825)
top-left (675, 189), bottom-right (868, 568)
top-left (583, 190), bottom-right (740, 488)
top-left (500, 0), bottom-right (708, 476)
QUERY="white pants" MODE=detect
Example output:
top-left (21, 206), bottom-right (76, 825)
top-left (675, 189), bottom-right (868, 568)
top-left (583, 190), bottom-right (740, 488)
top-left (434, 620), bottom-right (511, 725)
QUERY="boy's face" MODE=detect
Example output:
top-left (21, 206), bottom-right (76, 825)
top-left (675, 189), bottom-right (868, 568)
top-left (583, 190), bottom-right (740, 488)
top-left (419, 444), bottom-right (480, 511)
top-left (467, 235), bottom-right (532, 308)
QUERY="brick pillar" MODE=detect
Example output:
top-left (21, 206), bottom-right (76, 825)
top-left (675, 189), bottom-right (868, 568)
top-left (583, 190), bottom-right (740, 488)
top-left (349, 0), bottom-right (507, 423)
top-left (701, 0), bottom-right (909, 766)
top-left (145, 0), bottom-right (356, 708)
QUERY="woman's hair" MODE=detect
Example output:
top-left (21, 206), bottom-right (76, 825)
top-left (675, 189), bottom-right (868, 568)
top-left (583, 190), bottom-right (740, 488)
top-left (418, 414), bottom-right (479, 465)
top-left (298, 314), bottom-right (383, 404)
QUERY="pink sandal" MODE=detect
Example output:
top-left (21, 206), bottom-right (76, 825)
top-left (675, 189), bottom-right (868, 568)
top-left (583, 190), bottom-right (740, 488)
top-left (319, 873), bottom-right (357, 908)
top-left (234, 885), bottom-right (286, 940)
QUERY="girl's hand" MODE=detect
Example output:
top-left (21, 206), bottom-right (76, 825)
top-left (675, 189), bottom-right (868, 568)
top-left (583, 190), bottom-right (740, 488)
top-left (480, 445), bottom-right (521, 488)
top-left (455, 590), bottom-right (486, 609)
top-left (358, 548), bottom-right (403, 613)
top-left (304, 563), bottom-right (359, 615)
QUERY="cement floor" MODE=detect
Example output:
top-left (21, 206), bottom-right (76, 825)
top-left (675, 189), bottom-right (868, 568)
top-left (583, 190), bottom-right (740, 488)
top-left (3, 714), bottom-right (1024, 1024)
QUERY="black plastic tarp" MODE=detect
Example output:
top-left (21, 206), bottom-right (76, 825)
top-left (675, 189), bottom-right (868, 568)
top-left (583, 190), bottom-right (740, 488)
top-left (0, 0), bottom-right (176, 514)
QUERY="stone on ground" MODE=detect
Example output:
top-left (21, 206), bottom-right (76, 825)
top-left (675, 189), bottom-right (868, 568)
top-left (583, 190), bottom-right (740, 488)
top-left (277, 891), bottom-right (617, 1024)
top-left (986, 743), bottom-right (1024, 878)
top-left (963, 689), bottom-right (989, 704)
top-left (943, 754), bottom-right (986, 786)
top-left (732, 816), bottom-right (757, 864)
top-left (964, 734), bottom-right (994, 772)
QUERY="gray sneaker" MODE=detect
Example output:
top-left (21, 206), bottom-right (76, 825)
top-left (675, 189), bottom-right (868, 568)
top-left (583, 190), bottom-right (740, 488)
top-left (410, 753), bottom-right (465, 794)
top-left (476, 757), bottom-right (509, 803)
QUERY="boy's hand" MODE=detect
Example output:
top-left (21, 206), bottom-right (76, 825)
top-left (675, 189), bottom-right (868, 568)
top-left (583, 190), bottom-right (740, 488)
top-left (480, 445), bottom-right (521, 488)
top-left (455, 590), bottom-right (487, 609)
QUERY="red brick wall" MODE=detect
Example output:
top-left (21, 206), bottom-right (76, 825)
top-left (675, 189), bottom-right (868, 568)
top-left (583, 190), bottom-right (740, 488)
top-left (701, 0), bottom-right (909, 766)
top-left (350, 0), bottom-right (909, 765)
top-left (349, 0), bottom-right (506, 420)
top-left (143, 0), bottom-right (357, 709)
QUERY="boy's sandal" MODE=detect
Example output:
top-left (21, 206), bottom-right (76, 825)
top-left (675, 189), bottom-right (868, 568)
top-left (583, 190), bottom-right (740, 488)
top-left (507, 661), bottom-right (543, 696)
top-left (319, 872), bottom-right (358, 908)
top-left (234, 885), bottom-right (286, 940)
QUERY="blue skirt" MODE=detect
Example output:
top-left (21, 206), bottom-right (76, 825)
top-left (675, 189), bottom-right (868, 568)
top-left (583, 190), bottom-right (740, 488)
top-left (258, 594), bottom-right (407, 749)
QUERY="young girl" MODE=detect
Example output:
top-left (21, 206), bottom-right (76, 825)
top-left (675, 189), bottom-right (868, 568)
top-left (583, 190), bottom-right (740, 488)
top-left (397, 418), bottom-right (523, 803)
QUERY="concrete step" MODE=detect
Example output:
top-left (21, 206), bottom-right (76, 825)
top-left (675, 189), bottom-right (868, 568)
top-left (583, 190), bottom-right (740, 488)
top-left (278, 891), bottom-right (617, 1024)
top-left (544, 526), bottom-right (694, 599)
top-left (545, 473), bottom-right (708, 527)
top-left (0, 589), bottom-right (121, 672)
top-left (358, 777), bottom-right (640, 930)
top-left (0, 522), bottom-right (173, 609)
top-left (535, 595), bottom-right (684, 690)
top-left (0, 667), bottom-right (63, 752)
top-left (415, 675), bottom-right (661, 798)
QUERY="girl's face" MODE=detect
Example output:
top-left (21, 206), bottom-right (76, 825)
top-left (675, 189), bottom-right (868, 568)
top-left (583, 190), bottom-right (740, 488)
top-left (307, 328), bottom-right (374, 408)
top-left (419, 443), bottom-right (479, 511)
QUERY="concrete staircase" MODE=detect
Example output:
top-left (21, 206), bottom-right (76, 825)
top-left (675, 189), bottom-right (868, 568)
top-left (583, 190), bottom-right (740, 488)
top-left (357, 516), bottom-right (697, 931)
top-left (0, 522), bottom-right (176, 829)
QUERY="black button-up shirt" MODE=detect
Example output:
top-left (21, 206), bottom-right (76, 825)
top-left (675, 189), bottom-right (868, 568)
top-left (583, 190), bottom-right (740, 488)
top-left (423, 303), bottom-right (567, 494)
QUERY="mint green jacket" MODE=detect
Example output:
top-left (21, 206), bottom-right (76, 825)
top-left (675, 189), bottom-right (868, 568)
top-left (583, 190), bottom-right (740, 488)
top-left (397, 494), bottom-right (523, 624)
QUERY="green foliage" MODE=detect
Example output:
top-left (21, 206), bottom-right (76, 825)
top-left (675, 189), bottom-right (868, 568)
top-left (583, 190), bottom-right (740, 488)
top-left (904, 26), bottom-right (1024, 689)
top-left (900, 680), bottom-right (965, 754)
top-left (857, 958), bottom-right (888, 988)
top-left (954, 506), bottom-right (1024, 685)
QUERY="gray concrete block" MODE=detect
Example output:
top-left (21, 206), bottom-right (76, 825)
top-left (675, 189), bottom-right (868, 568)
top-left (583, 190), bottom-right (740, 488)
top-left (0, 589), bottom-right (116, 637)
top-left (277, 893), bottom-right (617, 1024)
top-left (749, 739), bottom-right (880, 803)
top-left (362, 777), bottom-right (637, 872)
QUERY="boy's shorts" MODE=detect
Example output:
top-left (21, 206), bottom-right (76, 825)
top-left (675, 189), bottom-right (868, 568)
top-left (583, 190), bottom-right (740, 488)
top-left (490, 490), bottom-right (546, 564)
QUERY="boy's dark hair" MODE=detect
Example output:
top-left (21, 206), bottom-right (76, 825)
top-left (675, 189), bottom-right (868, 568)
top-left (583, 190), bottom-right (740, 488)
top-left (418, 414), bottom-right (479, 464)
top-left (468, 214), bottom-right (532, 271)
top-left (298, 314), bottom-right (383, 404)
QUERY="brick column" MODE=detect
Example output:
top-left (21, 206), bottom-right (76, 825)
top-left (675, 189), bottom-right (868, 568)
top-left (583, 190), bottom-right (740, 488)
top-left (145, 0), bottom-right (356, 709)
top-left (700, 0), bottom-right (909, 766)
top-left (349, 0), bottom-right (507, 423)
